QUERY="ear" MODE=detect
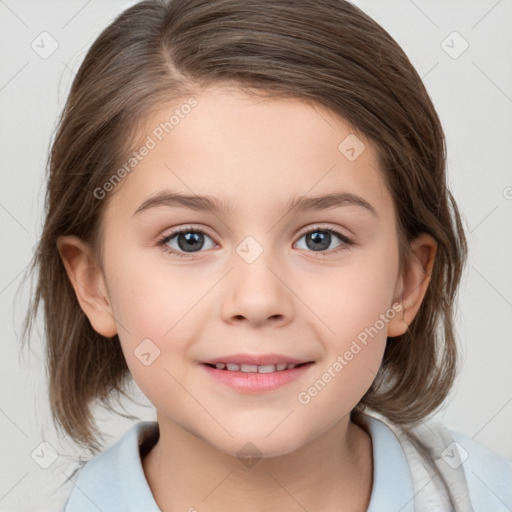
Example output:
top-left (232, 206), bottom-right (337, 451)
top-left (56, 235), bottom-right (118, 337)
top-left (387, 233), bottom-right (437, 338)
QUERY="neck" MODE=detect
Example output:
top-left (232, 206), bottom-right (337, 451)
top-left (142, 413), bottom-right (373, 512)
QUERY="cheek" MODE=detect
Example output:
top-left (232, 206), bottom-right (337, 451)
top-left (294, 246), bottom-right (398, 403)
top-left (105, 248), bottom-right (199, 336)
top-left (102, 251), bottom-right (200, 387)
top-left (300, 246), bottom-right (399, 346)
top-left (296, 280), bottom-right (391, 422)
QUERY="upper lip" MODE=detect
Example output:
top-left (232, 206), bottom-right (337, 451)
top-left (200, 353), bottom-right (314, 366)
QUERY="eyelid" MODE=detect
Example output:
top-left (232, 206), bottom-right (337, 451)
top-left (157, 224), bottom-right (219, 249)
top-left (295, 223), bottom-right (351, 240)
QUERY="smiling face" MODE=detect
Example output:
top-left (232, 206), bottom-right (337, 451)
top-left (59, 85), bottom-right (435, 458)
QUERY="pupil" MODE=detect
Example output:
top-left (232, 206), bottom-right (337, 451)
top-left (306, 231), bottom-right (330, 251)
top-left (178, 232), bottom-right (204, 252)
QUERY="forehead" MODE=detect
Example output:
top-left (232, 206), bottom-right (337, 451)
top-left (106, 86), bottom-right (395, 223)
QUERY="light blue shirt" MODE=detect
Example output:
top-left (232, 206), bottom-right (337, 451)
top-left (63, 416), bottom-right (512, 511)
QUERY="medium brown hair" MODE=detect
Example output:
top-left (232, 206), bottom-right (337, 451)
top-left (23, 0), bottom-right (468, 451)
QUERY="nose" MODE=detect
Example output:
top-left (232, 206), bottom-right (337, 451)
top-left (220, 250), bottom-right (295, 328)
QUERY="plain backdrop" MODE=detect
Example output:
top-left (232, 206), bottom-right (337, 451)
top-left (1, 0), bottom-right (511, 509)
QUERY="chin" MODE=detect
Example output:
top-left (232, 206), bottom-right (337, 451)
top-left (204, 428), bottom-right (308, 461)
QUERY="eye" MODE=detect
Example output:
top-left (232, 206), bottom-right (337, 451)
top-left (157, 226), bottom-right (217, 258)
top-left (294, 226), bottom-right (353, 255)
top-left (157, 225), bottom-right (353, 259)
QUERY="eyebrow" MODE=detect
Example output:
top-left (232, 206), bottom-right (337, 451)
top-left (132, 191), bottom-right (378, 218)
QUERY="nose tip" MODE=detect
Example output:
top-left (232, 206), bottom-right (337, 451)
top-left (220, 257), bottom-right (294, 328)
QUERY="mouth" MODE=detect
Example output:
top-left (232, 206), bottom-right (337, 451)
top-left (199, 357), bottom-right (315, 393)
top-left (202, 361), bottom-right (313, 373)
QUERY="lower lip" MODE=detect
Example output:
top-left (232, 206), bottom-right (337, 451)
top-left (199, 362), bottom-right (315, 392)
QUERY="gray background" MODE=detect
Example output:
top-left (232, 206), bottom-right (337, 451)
top-left (1, 0), bottom-right (511, 509)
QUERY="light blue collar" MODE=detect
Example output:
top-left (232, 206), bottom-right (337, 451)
top-left (64, 415), bottom-right (415, 511)
top-left (363, 415), bottom-right (416, 511)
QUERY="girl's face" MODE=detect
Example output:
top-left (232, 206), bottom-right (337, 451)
top-left (70, 86), bottom-right (433, 457)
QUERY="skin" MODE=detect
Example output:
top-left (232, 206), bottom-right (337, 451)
top-left (58, 85), bottom-right (437, 512)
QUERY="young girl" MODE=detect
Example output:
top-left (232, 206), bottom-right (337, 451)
top-left (24, 0), bottom-right (511, 510)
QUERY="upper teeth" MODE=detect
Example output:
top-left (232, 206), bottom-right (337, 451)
top-left (214, 362), bottom-right (300, 373)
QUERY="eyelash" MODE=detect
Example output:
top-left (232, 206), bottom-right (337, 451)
top-left (156, 225), bottom-right (354, 259)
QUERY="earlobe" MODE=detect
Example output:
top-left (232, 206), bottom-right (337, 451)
top-left (56, 235), bottom-right (118, 337)
top-left (387, 233), bottom-right (438, 338)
